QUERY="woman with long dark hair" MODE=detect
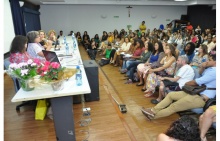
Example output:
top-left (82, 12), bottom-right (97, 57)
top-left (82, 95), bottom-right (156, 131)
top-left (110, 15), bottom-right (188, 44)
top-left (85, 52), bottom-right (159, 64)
top-left (144, 43), bottom-right (176, 97)
top-left (137, 41), bottom-right (165, 90)
top-left (180, 42), bottom-right (195, 63)
top-left (9, 35), bottom-right (32, 63)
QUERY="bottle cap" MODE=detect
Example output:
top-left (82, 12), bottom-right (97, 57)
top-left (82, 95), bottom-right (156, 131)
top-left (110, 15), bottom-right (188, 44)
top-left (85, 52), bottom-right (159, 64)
top-left (76, 65), bottom-right (80, 69)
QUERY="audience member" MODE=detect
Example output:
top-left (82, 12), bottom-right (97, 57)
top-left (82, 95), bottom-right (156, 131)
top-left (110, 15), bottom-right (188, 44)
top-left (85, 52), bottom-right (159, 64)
top-left (137, 41), bottom-right (164, 91)
top-left (122, 42), bottom-right (153, 84)
top-left (68, 31), bottom-right (73, 36)
top-left (82, 35), bottom-right (90, 49)
top-left (107, 32), bottom-right (114, 43)
top-left (141, 53), bottom-right (216, 120)
top-left (82, 31), bottom-right (90, 46)
top-left (151, 55), bottom-right (194, 104)
top-left (186, 22), bottom-right (193, 35)
top-left (207, 35), bottom-right (216, 53)
top-left (172, 23), bottom-right (180, 33)
top-left (180, 42), bottom-right (195, 63)
top-left (111, 37), bottom-right (131, 66)
top-left (57, 30), bottom-right (63, 39)
top-left (190, 44), bottom-right (208, 78)
top-left (143, 43), bottom-right (176, 97)
top-left (172, 43), bottom-right (180, 60)
top-left (98, 31), bottom-right (108, 52)
top-left (199, 105), bottom-right (216, 141)
top-left (120, 39), bottom-right (143, 72)
top-left (94, 34), bottom-right (100, 47)
top-left (87, 38), bottom-right (97, 60)
top-left (98, 43), bottom-right (116, 66)
top-left (139, 21), bottom-right (146, 33)
top-left (156, 116), bottom-right (201, 141)
top-left (76, 32), bottom-right (82, 45)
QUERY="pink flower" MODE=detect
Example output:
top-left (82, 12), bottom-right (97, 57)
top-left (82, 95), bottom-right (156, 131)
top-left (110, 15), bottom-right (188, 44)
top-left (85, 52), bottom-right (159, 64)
top-left (50, 62), bottom-right (60, 69)
top-left (34, 58), bottom-right (41, 66)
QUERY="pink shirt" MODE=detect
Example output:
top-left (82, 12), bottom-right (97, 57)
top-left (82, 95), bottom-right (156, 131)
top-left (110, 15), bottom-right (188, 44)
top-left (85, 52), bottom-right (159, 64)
top-left (133, 48), bottom-right (145, 56)
top-left (9, 52), bottom-right (32, 63)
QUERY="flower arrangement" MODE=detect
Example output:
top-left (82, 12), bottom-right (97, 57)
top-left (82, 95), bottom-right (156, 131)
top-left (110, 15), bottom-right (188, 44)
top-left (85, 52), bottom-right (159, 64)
top-left (7, 59), bottom-right (39, 80)
top-left (37, 61), bottom-right (65, 82)
top-left (7, 59), bottom-right (40, 91)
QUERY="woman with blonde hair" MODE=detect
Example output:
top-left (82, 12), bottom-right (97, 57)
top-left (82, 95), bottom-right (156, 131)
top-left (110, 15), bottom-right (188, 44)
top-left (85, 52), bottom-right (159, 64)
top-left (39, 30), bottom-right (52, 50)
top-left (47, 29), bottom-right (57, 44)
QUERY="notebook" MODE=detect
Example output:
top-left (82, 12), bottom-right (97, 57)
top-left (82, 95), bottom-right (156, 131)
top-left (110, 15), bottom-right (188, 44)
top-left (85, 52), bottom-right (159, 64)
top-left (42, 50), bottom-right (61, 64)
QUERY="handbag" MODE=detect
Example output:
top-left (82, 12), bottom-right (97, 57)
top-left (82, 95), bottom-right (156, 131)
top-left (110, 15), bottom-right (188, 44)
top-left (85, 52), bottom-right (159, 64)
top-left (35, 99), bottom-right (48, 120)
top-left (182, 85), bottom-right (207, 95)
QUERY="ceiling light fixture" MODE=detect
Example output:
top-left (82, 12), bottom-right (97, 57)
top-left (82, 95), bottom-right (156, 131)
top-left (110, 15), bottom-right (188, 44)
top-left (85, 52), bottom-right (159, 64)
top-left (174, 0), bottom-right (187, 1)
top-left (40, 1), bottom-right (65, 4)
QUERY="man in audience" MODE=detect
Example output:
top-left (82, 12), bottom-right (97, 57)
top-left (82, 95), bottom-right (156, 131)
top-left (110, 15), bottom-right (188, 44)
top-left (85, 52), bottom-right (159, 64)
top-left (151, 55), bottom-right (195, 104)
top-left (57, 30), bottom-right (63, 39)
top-left (141, 53), bottom-right (216, 120)
top-left (199, 105), bottom-right (216, 141)
top-left (139, 21), bottom-right (147, 33)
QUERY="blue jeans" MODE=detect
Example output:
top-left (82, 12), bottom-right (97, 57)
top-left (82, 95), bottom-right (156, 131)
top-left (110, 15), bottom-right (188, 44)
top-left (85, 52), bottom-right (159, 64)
top-left (126, 61), bottom-right (142, 80)
top-left (122, 60), bottom-right (136, 76)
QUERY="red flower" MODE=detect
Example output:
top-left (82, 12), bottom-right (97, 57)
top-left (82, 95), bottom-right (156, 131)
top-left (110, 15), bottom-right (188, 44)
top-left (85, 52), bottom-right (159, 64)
top-left (41, 65), bottom-right (49, 71)
top-left (45, 61), bottom-right (51, 66)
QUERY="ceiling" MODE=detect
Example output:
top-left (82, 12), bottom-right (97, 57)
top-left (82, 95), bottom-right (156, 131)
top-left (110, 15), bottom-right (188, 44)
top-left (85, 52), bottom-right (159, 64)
top-left (25, 0), bottom-right (216, 6)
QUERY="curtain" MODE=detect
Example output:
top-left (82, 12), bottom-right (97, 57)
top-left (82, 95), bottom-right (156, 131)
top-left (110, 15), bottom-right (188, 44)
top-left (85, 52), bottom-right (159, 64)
top-left (9, 0), bottom-right (26, 36)
top-left (22, 7), bottom-right (41, 33)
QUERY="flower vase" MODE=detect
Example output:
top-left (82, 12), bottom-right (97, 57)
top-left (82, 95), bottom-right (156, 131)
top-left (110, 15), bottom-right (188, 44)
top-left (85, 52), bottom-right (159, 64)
top-left (19, 78), bottom-right (35, 91)
top-left (51, 80), bottom-right (64, 91)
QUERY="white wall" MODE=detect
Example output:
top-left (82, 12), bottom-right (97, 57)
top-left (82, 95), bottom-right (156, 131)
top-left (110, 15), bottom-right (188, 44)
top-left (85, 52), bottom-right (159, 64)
top-left (40, 5), bottom-right (187, 38)
top-left (4, 0), bottom-right (15, 54)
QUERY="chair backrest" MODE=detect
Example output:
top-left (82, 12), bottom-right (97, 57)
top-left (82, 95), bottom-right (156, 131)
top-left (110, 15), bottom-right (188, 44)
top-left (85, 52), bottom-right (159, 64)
top-left (4, 58), bottom-right (20, 92)
top-left (4, 57), bottom-right (10, 70)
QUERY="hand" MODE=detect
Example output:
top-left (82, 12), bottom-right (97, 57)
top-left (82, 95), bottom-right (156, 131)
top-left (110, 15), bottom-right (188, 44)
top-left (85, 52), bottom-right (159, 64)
top-left (148, 69), bottom-right (154, 74)
top-left (201, 62), bottom-right (208, 68)
top-left (144, 62), bottom-right (149, 66)
top-left (159, 77), bottom-right (164, 81)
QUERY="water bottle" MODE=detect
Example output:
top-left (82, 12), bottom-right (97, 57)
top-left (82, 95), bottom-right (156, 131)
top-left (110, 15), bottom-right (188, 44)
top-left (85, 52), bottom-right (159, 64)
top-left (73, 42), bottom-right (77, 51)
top-left (65, 43), bottom-right (69, 55)
top-left (72, 33), bottom-right (75, 40)
top-left (75, 66), bottom-right (82, 86)
top-left (63, 36), bottom-right (66, 44)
